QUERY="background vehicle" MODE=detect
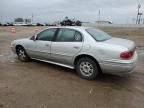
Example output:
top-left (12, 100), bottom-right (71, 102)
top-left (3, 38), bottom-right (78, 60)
top-left (11, 27), bottom-right (138, 80)
top-left (60, 17), bottom-right (82, 26)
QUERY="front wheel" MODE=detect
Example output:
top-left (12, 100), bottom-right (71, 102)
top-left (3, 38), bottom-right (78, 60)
top-left (76, 57), bottom-right (99, 80)
top-left (16, 46), bottom-right (30, 62)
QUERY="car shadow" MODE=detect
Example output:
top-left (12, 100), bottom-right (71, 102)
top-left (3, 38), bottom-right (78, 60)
top-left (31, 59), bottom-right (76, 74)
top-left (26, 59), bottom-right (135, 88)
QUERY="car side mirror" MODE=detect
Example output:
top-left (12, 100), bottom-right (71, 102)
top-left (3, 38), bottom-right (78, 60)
top-left (30, 35), bottom-right (36, 41)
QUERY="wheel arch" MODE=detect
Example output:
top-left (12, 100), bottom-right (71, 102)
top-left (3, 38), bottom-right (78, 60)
top-left (15, 45), bottom-right (25, 55)
top-left (74, 54), bottom-right (102, 73)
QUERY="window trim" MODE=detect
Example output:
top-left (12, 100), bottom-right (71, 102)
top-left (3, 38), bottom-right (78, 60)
top-left (36, 28), bottom-right (58, 41)
top-left (54, 28), bottom-right (83, 42)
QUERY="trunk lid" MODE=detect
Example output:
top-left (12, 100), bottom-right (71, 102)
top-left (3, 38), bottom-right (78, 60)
top-left (104, 38), bottom-right (135, 51)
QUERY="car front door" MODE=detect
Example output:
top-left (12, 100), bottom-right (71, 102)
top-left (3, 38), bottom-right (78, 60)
top-left (51, 28), bottom-right (83, 66)
top-left (27, 28), bottom-right (57, 60)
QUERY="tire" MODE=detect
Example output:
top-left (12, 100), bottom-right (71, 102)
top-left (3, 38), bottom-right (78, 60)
top-left (76, 57), bottom-right (99, 80)
top-left (16, 46), bottom-right (30, 62)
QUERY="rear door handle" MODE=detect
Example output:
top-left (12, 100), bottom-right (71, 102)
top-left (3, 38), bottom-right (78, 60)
top-left (45, 44), bottom-right (50, 47)
top-left (73, 46), bottom-right (80, 49)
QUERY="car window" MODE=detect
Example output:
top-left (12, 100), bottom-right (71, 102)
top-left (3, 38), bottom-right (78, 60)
top-left (56, 28), bottom-right (82, 42)
top-left (86, 28), bottom-right (111, 41)
top-left (74, 31), bottom-right (82, 42)
top-left (37, 28), bottom-right (56, 41)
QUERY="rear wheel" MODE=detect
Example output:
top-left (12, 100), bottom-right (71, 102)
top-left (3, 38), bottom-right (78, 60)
top-left (76, 57), bottom-right (99, 80)
top-left (16, 46), bottom-right (30, 62)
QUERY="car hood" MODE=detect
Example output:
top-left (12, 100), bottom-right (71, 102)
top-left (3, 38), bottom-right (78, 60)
top-left (104, 38), bottom-right (135, 50)
top-left (14, 38), bottom-right (29, 42)
top-left (11, 38), bottom-right (30, 45)
top-left (17, 38), bottom-right (30, 41)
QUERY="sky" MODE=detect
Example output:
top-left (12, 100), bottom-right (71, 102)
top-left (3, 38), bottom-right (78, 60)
top-left (0, 0), bottom-right (144, 24)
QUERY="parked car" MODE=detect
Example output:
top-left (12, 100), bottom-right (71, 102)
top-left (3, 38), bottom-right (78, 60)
top-left (11, 26), bottom-right (138, 80)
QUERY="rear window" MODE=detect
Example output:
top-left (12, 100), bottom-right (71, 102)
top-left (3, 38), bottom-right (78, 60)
top-left (86, 28), bottom-right (111, 41)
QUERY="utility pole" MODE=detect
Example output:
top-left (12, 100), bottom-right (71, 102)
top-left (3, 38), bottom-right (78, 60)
top-left (31, 13), bottom-right (34, 24)
top-left (136, 4), bottom-right (141, 24)
top-left (0, 16), bottom-right (2, 24)
top-left (138, 13), bottom-right (142, 24)
top-left (98, 9), bottom-right (101, 21)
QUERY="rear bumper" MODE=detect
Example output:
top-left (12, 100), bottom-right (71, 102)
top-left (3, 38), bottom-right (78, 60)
top-left (99, 52), bottom-right (138, 75)
top-left (100, 62), bottom-right (136, 75)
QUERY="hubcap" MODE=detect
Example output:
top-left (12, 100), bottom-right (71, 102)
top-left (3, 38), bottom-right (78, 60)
top-left (18, 49), bottom-right (26, 60)
top-left (80, 62), bottom-right (94, 77)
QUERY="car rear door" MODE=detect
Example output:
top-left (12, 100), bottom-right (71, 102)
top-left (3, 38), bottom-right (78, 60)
top-left (51, 28), bottom-right (83, 66)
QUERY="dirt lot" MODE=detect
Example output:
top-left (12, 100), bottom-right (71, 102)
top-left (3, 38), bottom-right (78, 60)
top-left (0, 26), bottom-right (144, 108)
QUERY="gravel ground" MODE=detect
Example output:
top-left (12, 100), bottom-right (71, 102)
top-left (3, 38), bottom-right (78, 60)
top-left (0, 26), bottom-right (144, 108)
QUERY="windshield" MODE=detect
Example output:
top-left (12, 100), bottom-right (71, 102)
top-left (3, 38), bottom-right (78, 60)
top-left (86, 28), bottom-right (111, 41)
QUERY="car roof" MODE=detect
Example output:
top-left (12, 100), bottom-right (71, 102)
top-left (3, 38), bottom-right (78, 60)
top-left (46, 26), bottom-right (92, 31)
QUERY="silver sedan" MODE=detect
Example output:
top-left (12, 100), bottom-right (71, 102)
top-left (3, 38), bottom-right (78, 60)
top-left (11, 26), bottom-right (138, 80)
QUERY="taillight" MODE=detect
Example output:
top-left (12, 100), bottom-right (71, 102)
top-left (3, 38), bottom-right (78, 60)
top-left (120, 51), bottom-right (134, 59)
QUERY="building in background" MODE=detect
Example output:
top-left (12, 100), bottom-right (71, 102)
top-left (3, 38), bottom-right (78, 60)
top-left (14, 18), bottom-right (32, 25)
top-left (96, 21), bottom-right (112, 24)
